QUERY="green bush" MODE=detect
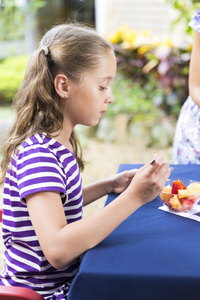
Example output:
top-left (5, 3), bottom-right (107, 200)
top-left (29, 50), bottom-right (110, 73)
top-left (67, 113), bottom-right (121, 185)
top-left (108, 74), bottom-right (159, 122)
top-left (0, 0), bottom-right (47, 41)
top-left (0, 37), bottom-right (190, 121)
top-left (165, 0), bottom-right (200, 34)
top-left (108, 26), bottom-right (191, 118)
top-left (0, 55), bottom-right (28, 103)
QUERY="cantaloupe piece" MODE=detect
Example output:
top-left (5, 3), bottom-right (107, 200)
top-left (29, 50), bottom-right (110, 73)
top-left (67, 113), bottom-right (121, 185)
top-left (187, 182), bottom-right (200, 194)
top-left (170, 195), bottom-right (182, 209)
top-left (160, 186), bottom-right (172, 203)
top-left (178, 189), bottom-right (190, 198)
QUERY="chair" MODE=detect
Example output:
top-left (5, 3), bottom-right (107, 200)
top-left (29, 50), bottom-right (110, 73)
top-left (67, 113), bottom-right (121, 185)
top-left (0, 204), bottom-right (2, 223)
top-left (0, 286), bottom-right (45, 300)
top-left (0, 207), bottom-right (45, 300)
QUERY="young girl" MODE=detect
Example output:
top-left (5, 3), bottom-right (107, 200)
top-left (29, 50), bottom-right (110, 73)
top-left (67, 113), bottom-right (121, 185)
top-left (0, 23), bottom-right (170, 299)
top-left (172, 10), bottom-right (200, 164)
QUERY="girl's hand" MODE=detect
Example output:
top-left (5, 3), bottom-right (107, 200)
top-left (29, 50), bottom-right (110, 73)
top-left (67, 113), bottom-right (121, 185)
top-left (127, 155), bottom-right (170, 206)
top-left (109, 169), bottom-right (138, 194)
top-left (83, 169), bottom-right (138, 206)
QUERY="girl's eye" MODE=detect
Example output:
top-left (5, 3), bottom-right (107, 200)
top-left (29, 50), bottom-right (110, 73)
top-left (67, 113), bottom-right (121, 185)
top-left (100, 86), bottom-right (108, 91)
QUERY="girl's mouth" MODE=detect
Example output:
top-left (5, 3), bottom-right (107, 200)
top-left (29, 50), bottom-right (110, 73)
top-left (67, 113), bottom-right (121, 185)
top-left (100, 111), bottom-right (106, 116)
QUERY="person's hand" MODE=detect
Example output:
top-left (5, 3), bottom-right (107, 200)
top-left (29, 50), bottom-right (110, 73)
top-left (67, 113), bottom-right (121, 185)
top-left (126, 155), bottom-right (170, 206)
top-left (109, 168), bottom-right (138, 194)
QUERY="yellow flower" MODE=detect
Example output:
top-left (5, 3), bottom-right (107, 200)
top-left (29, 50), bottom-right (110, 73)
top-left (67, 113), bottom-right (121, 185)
top-left (109, 25), bottom-right (175, 53)
top-left (109, 24), bottom-right (128, 44)
top-left (137, 44), bottom-right (151, 55)
top-left (188, 43), bottom-right (193, 51)
top-left (161, 37), bottom-right (173, 48)
top-left (141, 30), bottom-right (151, 37)
top-left (122, 28), bottom-right (137, 45)
top-left (120, 41), bottom-right (131, 49)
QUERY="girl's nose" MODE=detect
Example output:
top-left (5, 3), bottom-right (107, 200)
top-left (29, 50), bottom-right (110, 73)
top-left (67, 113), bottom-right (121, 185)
top-left (106, 89), bottom-right (114, 104)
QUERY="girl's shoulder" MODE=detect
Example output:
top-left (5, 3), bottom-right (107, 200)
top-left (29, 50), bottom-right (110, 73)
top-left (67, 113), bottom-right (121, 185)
top-left (20, 133), bottom-right (74, 158)
top-left (19, 133), bottom-right (56, 157)
top-left (17, 132), bottom-right (76, 169)
top-left (189, 9), bottom-right (200, 32)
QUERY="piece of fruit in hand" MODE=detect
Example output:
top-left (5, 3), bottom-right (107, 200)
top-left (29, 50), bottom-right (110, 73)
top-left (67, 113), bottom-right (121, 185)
top-left (171, 179), bottom-right (186, 194)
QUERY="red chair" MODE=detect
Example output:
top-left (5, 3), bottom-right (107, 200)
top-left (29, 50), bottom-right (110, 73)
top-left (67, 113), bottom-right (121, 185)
top-left (0, 204), bottom-right (2, 223)
top-left (0, 286), bottom-right (45, 300)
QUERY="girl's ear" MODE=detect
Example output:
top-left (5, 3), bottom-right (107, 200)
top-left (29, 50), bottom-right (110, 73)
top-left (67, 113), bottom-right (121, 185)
top-left (54, 74), bottom-right (70, 98)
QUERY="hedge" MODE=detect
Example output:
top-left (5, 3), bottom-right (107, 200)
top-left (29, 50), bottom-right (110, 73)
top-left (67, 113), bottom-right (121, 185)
top-left (0, 55), bottom-right (28, 103)
top-left (0, 28), bottom-right (191, 121)
top-left (107, 25), bottom-right (191, 119)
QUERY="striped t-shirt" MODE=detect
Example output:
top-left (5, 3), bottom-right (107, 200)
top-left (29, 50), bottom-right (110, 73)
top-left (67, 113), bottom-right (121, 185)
top-left (0, 133), bottom-right (83, 299)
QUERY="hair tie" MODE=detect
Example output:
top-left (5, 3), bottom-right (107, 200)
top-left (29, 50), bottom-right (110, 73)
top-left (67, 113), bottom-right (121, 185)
top-left (40, 46), bottom-right (49, 56)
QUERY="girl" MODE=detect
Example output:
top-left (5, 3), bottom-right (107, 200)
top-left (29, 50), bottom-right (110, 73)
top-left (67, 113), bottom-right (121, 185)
top-left (172, 10), bottom-right (200, 164)
top-left (0, 23), bottom-right (170, 299)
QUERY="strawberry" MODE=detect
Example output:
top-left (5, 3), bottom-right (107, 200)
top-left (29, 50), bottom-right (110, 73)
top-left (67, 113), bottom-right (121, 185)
top-left (181, 198), bottom-right (194, 211)
top-left (171, 179), bottom-right (186, 194)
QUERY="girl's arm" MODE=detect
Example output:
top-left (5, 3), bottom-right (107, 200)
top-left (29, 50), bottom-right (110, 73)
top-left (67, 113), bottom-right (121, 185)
top-left (26, 156), bottom-right (170, 270)
top-left (189, 31), bottom-right (200, 107)
top-left (82, 168), bottom-right (138, 206)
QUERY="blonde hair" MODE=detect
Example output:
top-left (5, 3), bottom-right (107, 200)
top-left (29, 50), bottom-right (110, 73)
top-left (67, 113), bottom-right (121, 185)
top-left (0, 23), bottom-right (114, 184)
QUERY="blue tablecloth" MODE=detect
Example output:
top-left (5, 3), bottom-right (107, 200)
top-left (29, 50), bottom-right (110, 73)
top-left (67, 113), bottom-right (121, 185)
top-left (68, 164), bottom-right (200, 300)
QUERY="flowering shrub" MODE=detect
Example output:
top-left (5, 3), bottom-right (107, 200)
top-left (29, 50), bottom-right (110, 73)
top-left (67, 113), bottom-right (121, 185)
top-left (107, 73), bottom-right (159, 122)
top-left (108, 25), bottom-right (191, 118)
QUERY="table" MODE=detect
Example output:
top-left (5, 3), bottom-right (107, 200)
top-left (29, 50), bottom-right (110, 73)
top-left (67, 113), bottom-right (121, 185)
top-left (68, 164), bottom-right (200, 300)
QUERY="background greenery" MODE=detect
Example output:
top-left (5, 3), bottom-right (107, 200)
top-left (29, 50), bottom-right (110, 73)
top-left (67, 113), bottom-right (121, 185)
top-left (107, 26), bottom-right (191, 121)
top-left (166, 0), bottom-right (200, 34)
top-left (0, 0), bottom-right (200, 123)
top-left (0, 55), bottom-right (28, 103)
top-left (0, 0), bottom-right (46, 41)
top-left (0, 30), bottom-right (191, 123)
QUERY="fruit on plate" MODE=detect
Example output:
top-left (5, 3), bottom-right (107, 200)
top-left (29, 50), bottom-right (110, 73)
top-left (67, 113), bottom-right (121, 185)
top-left (178, 189), bottom-right (190, 198)
top-left (187, 182), bottom-right (200, 194)
top-left (171, 179), bottom-right (186, 194)
top-left (169, 195), bottom-right (182, 210)
top-left (160, 186), bottom-right (171, 203)
top-left (181, 198), bottom-right (194, 211)
top-left (160, 179), bottom-right (200, 212)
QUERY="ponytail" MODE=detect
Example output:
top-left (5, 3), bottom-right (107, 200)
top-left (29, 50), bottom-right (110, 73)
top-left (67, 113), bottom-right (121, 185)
top-left (0, 23), bottom-right (113, 184)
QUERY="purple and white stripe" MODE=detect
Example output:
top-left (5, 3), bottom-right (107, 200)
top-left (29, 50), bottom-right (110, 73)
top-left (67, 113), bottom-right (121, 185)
top-left (0, 133), bottom-right (83, 299)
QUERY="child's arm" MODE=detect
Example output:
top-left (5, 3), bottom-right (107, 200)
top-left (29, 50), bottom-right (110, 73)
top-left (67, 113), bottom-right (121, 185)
top-left (26, 156), bottom-right (170, 270)
top-left (82, 168), bottom-right (138, 206)
top-left (189, 31), bottom-right (200, 107)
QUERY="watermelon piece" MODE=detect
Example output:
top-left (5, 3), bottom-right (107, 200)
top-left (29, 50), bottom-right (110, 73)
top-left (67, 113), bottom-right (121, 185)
top-left (171, 179), bottom-right (186, 194)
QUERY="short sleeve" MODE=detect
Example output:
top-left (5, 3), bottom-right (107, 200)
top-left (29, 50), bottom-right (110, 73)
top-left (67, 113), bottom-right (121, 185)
top-left (16, 144), bottom-right (66, 201)
top-left (188, 10), bottom-right (200, 33)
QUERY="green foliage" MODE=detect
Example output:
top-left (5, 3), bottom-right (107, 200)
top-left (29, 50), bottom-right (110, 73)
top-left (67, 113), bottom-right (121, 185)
top-left (0, 55), bottom-right (29, 102)
top-left (109, 25), bottom-right (191, 118)
top-left (108, 1), bottom-right (200, 119)
top-left (0, 0), bottom-right (24, 40)
top-left (166, 0), bottom-right (200, 34)
top-left (0, 0), bottom-right (47, 41)
top-left (107, 74), bottom-right (159, 122)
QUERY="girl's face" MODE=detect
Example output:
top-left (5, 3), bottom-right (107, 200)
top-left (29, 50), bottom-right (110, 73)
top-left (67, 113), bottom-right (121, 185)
top-left (65, 49), bottom-right (117, 128)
